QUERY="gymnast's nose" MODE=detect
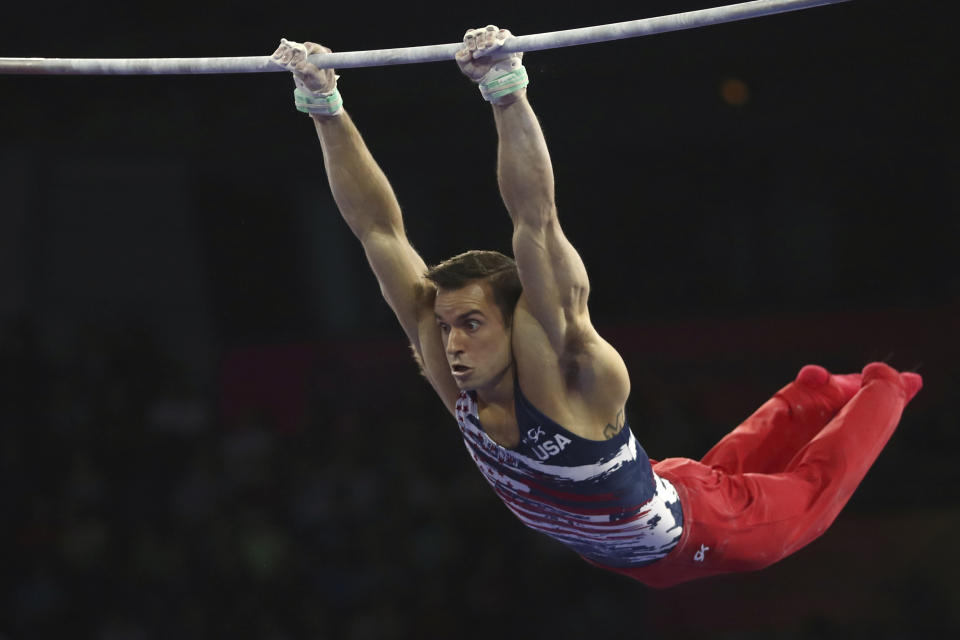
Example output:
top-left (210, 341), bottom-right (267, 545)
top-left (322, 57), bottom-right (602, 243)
top-left (446, 327), bottom-right (467, 356)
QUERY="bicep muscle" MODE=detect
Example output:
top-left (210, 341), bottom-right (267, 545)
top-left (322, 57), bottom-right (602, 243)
top-left (360, 228), bottom-right (429, 345)
top-left (359, 229), bottom-right (460, 415)
top-left (512, 217), bottom-right (591, 352)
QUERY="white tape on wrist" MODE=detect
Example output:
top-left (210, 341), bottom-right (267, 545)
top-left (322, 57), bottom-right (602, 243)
top-left (479, 58), bottom-right (529, 103)
top-left (294, 87), bottom-right (343, 116)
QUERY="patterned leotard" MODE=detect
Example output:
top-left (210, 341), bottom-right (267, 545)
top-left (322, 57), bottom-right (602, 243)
top-left (454, 383), bottom-right (682, 568)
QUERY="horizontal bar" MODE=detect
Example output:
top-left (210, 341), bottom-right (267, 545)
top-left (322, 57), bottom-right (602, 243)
top-left (0, 0), bottom-right (850, 76)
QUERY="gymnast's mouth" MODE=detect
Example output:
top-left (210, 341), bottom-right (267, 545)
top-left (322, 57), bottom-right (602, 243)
top-left (451, 364), bottom-right (471, 374)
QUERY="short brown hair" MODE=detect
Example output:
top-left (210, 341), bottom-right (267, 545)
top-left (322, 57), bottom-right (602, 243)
top-left (425, 250), bottom-right (522, 324)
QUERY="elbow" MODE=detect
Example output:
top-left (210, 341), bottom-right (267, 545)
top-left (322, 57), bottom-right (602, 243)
top-left (511, 202), bottom-right (558, 230)
top-left (562, 283), bottom-right (590, 323)
top-left (500, 173), bottom-right (556, 228)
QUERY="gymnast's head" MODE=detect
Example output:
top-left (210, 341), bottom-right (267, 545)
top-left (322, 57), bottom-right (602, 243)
top-left (427, 250), bottom-right (521, 390)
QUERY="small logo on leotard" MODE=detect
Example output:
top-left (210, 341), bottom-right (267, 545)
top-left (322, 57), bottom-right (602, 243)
top-left (526, 426), bottom-right (545, 443)
top-left (694, 544), bottom-right (710, 562)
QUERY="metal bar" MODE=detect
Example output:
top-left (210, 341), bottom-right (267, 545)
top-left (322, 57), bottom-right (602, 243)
top-left (0, 0), bottom-right (851, 75)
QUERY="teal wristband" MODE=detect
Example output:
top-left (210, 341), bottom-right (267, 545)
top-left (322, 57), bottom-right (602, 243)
top-left (293, 87), bottom-right (343, 116)
top-left (480, 66), bottom-right (529, 102)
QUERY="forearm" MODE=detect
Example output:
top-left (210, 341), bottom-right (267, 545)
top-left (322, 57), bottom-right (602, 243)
top-left (492, 91), bottom-right (556, 226)
top-left (312, 111), bottom-right (404, 239)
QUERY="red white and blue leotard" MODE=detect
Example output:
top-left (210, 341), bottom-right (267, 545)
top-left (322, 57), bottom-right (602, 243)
top-left (454, 383), bottom-right (683, 568)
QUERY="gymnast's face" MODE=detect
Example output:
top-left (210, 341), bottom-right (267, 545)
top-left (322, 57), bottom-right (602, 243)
top-left (435, 280), bottom-right (513, 392)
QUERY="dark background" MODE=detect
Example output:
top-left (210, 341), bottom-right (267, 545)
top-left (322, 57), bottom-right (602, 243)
top-left (1, 0), bottom-right (957, 637)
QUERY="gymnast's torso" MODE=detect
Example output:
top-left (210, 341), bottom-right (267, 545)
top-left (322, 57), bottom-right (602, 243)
top-left (454, 381), bottom-right (684, 568)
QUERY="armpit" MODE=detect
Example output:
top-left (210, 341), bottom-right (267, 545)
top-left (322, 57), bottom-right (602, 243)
top-left (559, 326), bottom-right (597, 387)
top-left (410, 343), bottom-right (429, 379)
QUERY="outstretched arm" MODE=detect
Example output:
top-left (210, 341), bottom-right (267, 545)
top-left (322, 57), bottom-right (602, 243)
top-left (456, 27), bottom-right (590, 353)
top-left (493, 94), bottom-right (593, 352)
top-left (312, 111), bottom-right (428, 334)
top-left (457, 27), bottom-right (628, 414)
top-left (273, 39), bottom-right (459, 411)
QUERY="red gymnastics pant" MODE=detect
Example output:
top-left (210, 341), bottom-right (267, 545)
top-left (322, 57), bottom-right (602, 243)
top-left (591, 362), bottom-right (922, 588)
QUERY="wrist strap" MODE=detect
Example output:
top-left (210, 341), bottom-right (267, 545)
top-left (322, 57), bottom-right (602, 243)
top-left (479, 65), bottom-right (529, 103)
top-left (294, 87), bottom-right (343, 116)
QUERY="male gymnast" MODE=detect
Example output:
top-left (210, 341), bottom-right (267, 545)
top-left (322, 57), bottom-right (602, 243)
top-left (270, 27), bottom-right (922, 587)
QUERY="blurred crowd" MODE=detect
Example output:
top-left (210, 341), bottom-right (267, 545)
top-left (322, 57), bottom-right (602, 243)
top-left (1, 313), bottom-right (955, 638)
top-left (1, 315), bottom-right (605, 638)
top-left (0, 322), bottom-right (498, 640)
